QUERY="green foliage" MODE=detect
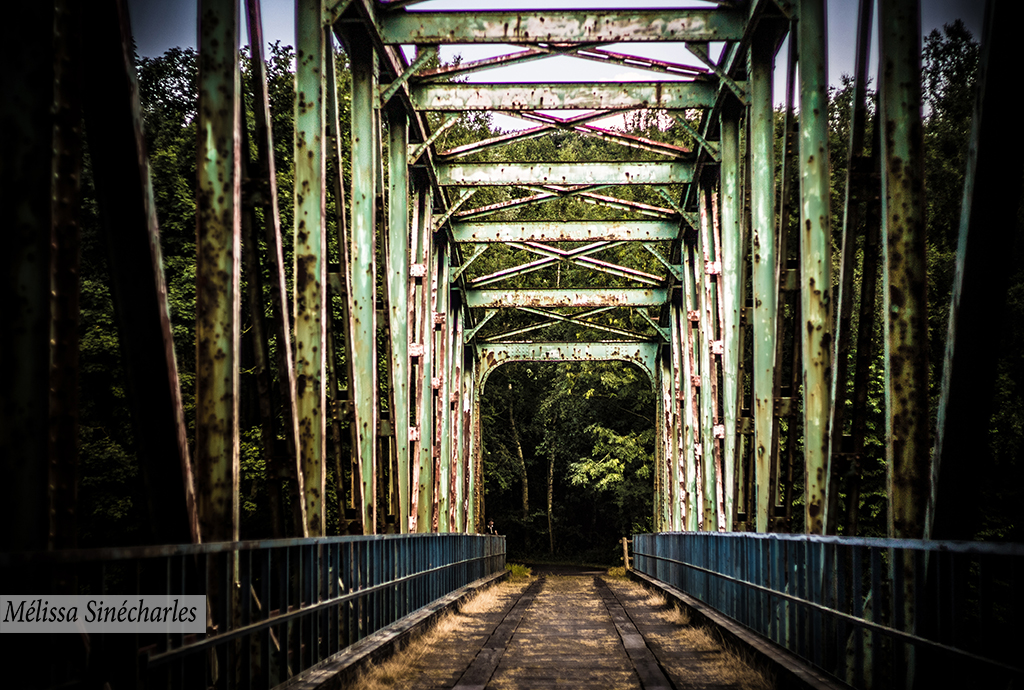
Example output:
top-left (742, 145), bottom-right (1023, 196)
top-left (504, 563), bottom-right (533, 580)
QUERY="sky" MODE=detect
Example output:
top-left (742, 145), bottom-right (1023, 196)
top-left (128, 0), bottom-right (986, 128)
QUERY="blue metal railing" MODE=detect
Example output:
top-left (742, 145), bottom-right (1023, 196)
top-left (1, 533), bottom-right (505, 688)
top-left (633, 532), bottom-right (1024, 689)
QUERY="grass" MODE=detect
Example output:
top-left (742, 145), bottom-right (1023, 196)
top-left (346, 580), bottom-right (528, 690)
top-left (504, 562), bottom-right (532, 580)
top-left (613, 578), bottom-right (775, 690)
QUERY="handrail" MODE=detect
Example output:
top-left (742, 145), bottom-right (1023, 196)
top-left (2, 533), bottom-right (506, 689)
top-left (633, 532), bottom-right (1024, 689)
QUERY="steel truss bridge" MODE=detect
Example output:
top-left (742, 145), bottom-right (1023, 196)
top-left (2, 0), bottom-right (1022, 688)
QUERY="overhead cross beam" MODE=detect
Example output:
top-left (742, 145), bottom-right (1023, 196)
top-left (438, 161), bottom-right (693, 186)
top-left (453, 220), bottom-right (680, 243)
top-left (380, 9), bottom-right (746, 44)
top-left (412, 82), bottom-right (717, 111)
top-left (466, 288), bottom-right (669, 309)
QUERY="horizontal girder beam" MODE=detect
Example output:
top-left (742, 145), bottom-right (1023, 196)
top-left (411, 82), bottom-right (716, 111)
top-left (380, 9), bottom-right (745, 44)
top-left (466, 288), bottom-right (668, 308)
top-left (477, 342), bottom-right (659, 387)
top-left (453, 220), bottom-right (680, 243)
top-left (439, 161), bottom-right (692, 187)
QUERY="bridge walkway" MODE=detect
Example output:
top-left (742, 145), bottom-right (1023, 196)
top-left (352, 572), bottom-right (770, 690)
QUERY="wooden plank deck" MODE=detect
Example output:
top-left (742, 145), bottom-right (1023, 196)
top-left (355, 573), bottom-right (773, 690)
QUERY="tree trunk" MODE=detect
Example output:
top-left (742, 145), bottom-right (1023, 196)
top-left (509, 404), bottom-right (529, 520)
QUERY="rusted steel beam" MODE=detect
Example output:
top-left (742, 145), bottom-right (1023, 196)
top-left (436, 250), bottom-right (451, 532)
top-left (798, 0), bottom-right (832, 536)
top-left (476, 342), bottom-right (658, 389)
top-left (657, 352), bottom-right (674, 530)
top-left (506, 242), bottom-right (662, 285)
top-left (453, 314), bottom-right (466, 532)
top-left (195, 0), bottom-right (241, 544)
top-left (682, 242), bottom-right (705, 530)
top-left (669, 305), bottom-right (685, 531)
top-left (696, 186), bottom-right (719, 532)
top-left (556, 46), bottom-right (709, 79)
top-left (294, 0), bottom-right (327, 537)
top-left (379, 9), bottom-right (745, 44)
top-left (483, 306), bottom-right (650, 342)
top-left (244, 0), bottom-right (306, 538)
top-left (414, 187), bottom-right (435, 532)
top-left (929, 0), bottom-right (1024, 541)
top-left (438, 161), bottom-right (693, 186)
top-left (64, 0), bottom-right (202, 548)
top-left (343, 26), bottom-right (379, 534)
top-left (412, 81), bottom-right (716, 111)
top-left (749, 29), bottom-right (777, 533)
top-left (464, 351), bottom-right (477, 531)
top-left (711, 190), bottom-right (731, 531)
top-left (879, 0), bottom-right (929, 542)
top-left (826, 0), bottom-right (874, 536)
top-left (416, 46), bottom-right (553, 82)
top-left (452, 221), bottom-right (680, 244)
top-left (326, 28), bottom-right (355, 534)
top-left (466, 288), bottom-right (669, 309)
top-left (469, 242), bottom-right (618, 287)
top-left (768, 30), bottom-right (803, 534)
top-left (439, 124), bottom-right (552, 161)
top-left (429, 238), bottom-right (442, 531)
top-left (719, 103), bottom-right (742, 532)
top-left (388, 107), bottom-right (411, 532)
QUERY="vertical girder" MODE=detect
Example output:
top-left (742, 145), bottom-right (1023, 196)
top-left (719, 105), bottom-right (742, 533)
top-left (347, 27), bottom-right (379, 534)
top-left (195, 0), bottom-right (240, 544)
top-left (749, 30), bottom-right (777, 534)
top-left (797, 0), bottom-right (832, 535)
top-left (879, 0), bottom-right (930, 542)
top-left (387, 108), bottom-right (411, 532)
top-left (294, 0), bottom-right (326, 537)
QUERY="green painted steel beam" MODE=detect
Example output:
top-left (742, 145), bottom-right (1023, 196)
top-left (347, 27), bottom-right (379, 534)
top-left (413, 187), bottom-right (435, 533)
top-left (719, 105), bottom-right (741, 533)
top-left (466, 288), bottom-right (669, 309)
top-left (196, 0), bottom-right (240, 544)
top-left (380, 9), bottom-right (745, 44)
top-left (669, 305), bottom-right (686, 530)
top-left (477, 342), bottom-right (659, 390)
top-left (749, 31), bottom-right (777, 534)
top-left (294, 0), bottom-right (326, 537)
top-left (438, 161), bottom-right (693, 187)
top-left (453, 220), bottom-right (679, 243)
top-left (412, 81), bottom-right (716, 111)
top-left (798, 0), bottom-right (832, 535)
top-left (387, 108), bottom-right (411, 532)
top-left (437, 251), bottom-right (451, 532)
top-left (696, 188), bottom-right (718, 532)
top-left (880, 0), bottom-right (929, 542)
